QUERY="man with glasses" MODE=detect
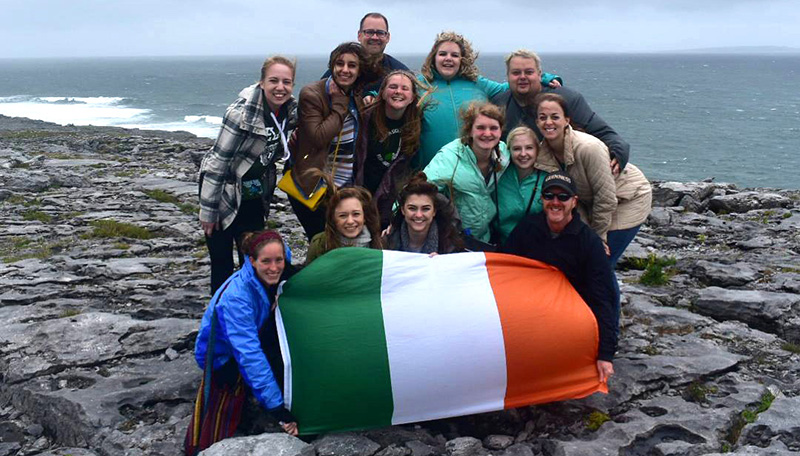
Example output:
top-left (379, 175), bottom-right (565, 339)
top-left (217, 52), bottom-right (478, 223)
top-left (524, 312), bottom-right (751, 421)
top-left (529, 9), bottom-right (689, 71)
top-left (322, 12), bottom-right (409, 96)
top-left (500, 171), bottom-right (618, 384)
top-left (492, 50), bottom-right (629, 176)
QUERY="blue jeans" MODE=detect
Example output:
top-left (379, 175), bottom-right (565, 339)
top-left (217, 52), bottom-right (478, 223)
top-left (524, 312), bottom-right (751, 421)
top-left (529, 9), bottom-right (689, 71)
top-left (606, 224), bottom-right (642, 330)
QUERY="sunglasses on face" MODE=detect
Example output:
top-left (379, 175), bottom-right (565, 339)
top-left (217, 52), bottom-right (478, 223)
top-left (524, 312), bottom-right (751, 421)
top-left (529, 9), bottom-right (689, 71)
top-left (542, 192), bottom-right (573, 202)
top-left (361, 29), bottom-right (388, 37)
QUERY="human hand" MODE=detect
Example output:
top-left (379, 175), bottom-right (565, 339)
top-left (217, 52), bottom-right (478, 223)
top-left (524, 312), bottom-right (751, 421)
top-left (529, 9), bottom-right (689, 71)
top-left (281, 421), bottom-right (299, 436)
top-left (596, 360), bottom-right (614, 383)
top-left (428, 252), bottom-right (439, 258)
top-left (201, 221), bottom-right (218, 237)
top-left (271, 296), bottom-right (279, 312)
top-left (548, 79), bottom-right (562, 88)
top-left (381, 225), bottom-right (393, 238)
top-left (610, 157), bottom-right (620, 177)
top-left (363, 95), bottom-right (375, 105)
top-left (602, 241), bottom-right (610, 257)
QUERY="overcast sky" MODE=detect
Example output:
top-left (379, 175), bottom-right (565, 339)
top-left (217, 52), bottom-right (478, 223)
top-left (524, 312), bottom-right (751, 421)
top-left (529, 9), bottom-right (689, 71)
top-left (3, 0), bottom-right (799, 58)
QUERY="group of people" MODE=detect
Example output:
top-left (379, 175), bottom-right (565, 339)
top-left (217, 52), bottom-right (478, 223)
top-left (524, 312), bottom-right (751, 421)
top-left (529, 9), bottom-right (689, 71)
top-left (187, 11), bottom-right (653, 454)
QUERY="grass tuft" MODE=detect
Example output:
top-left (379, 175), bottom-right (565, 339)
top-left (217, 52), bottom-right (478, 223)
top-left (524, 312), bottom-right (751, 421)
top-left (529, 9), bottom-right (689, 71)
top-left (22, 210), bottom-right (53, 223)
top-left (584, 411), bottom-right (610, 431)
top-left (780, 342), bottom-right (800, 354)
top-left (84, 220), bottom-right (154, 240)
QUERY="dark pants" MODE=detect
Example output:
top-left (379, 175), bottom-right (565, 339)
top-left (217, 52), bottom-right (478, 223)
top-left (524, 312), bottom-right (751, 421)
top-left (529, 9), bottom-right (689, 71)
top-left (205, 198), bottom-right (265, 293)
top-left (288, 195), bottom-right (327, 241)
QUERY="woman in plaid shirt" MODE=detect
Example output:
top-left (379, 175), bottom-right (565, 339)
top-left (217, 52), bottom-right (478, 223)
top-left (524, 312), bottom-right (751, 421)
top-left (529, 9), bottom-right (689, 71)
top-left (198, 56), bottom-right (298, 293)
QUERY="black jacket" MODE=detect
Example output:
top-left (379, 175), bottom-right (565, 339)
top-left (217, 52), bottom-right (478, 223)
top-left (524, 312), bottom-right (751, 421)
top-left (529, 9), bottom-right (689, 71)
top-left (492, 86), bottom-right (630, 171)
top-left (499, 211), bottom-right (618, 361)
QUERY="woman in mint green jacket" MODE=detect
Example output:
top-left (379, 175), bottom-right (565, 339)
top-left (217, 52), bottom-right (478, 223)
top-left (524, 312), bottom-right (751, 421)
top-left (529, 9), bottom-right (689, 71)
top-left (423, 102), bottom-right (509, 245)
top-left (415, 31), bottom-right (560, 169)
top-left (496, 126), bottom-right (547, 243)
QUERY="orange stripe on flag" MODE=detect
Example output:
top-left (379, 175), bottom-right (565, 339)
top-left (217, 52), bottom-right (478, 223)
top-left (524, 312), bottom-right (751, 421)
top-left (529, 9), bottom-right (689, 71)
top-left (484, 253), bottom-right (607, 409)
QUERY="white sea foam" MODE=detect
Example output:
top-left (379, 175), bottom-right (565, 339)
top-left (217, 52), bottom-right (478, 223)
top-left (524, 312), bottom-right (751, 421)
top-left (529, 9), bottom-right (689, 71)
top-left (0, 95), bottom-right (149, 127)
top-left (116, 120), bottom-right (219, 139)
top-left (0, 95), bottom-right (220, 138)
top-left (184, 115), bottom-right (223, 125)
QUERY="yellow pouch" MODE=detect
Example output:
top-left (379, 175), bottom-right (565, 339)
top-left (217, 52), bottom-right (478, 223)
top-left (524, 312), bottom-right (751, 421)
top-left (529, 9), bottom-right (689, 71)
top-left (277, 169), bottom-right (326, 211)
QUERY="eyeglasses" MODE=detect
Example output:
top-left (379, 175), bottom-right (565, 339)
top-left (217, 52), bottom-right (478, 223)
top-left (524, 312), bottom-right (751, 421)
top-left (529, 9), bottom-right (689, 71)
top-left (542, 192), bottom-right (573, 202)
top-left (360, 29), bottom-right (389, 38)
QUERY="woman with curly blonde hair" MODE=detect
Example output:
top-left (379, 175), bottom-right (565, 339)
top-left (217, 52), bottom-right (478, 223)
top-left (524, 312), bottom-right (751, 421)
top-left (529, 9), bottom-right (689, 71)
top-left (415, 31), bottom-right (560, 169)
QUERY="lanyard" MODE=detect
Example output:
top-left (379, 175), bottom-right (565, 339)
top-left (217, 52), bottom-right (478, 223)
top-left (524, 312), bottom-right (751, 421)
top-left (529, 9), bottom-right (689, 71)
top-left (270, 112), bottom-right (290, 161)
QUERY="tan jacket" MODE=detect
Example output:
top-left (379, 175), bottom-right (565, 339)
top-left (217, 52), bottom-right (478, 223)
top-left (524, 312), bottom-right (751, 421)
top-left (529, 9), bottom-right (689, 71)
top-left (609, 163), bottom-right (652, 231)
top-left (291, 79), bottom-right (364, 195)
top-left (535, 127), bottom-right (651, 239)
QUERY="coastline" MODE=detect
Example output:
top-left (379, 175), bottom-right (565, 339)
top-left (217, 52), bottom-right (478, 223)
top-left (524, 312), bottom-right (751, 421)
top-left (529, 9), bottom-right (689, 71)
top-left (1, 115), bottom-right (799, 455)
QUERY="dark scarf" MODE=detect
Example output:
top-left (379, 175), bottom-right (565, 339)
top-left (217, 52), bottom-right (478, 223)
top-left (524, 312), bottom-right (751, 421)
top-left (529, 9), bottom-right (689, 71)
top-left (399, 219), bottom-right (439, 254)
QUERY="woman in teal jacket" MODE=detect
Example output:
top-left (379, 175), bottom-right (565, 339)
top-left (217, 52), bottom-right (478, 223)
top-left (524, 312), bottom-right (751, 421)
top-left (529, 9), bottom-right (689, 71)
top-left (496, 126), bottom-right (546, 243)
top-left (423, 102), bottom-right (509, 245)
top-left (415, 31), bottom-right (560, 169)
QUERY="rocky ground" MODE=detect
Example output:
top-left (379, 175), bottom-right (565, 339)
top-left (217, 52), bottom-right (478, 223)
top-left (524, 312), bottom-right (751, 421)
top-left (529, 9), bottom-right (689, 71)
top-left (0, 114), bottom-right (798, 456)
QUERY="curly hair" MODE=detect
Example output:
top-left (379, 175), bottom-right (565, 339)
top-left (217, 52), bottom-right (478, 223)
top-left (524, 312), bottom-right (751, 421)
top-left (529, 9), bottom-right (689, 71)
top-left (391, 172), bottom-right (464, 252)
top-left (327, 42), bottom-right (375, 93)
top-left (459, 101), bottom-right (505, 145)
top-left (367, 70), bottom-right (423, 157)
top-left (420, 31), bottom-right (480, 82)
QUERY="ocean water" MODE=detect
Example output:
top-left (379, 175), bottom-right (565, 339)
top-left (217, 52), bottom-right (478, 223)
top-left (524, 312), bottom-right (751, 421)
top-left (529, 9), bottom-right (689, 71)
top-left (0, 54), bottom-right (798, 189)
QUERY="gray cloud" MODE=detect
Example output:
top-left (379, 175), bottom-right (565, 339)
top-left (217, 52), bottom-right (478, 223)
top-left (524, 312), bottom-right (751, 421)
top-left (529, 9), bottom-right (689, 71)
top-left (2, 0), bottom-right (799, 57)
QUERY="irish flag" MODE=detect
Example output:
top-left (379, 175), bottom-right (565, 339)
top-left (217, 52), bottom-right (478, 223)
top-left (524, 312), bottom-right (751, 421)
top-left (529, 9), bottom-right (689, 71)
top-left (276, 248), bottom-right (605, 434)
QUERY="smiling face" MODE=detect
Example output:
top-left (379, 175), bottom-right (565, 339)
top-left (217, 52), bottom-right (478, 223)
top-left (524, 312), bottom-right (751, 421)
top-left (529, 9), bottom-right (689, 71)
top-left (382, 73), bottom-right (414, 115)
top-left (507, 56), bottom-right (542, 98)
top-left (249, 241), bottom-right (285, 286)
top-left (470, 114), bottom-right (501, 154)
top-left (357, 16), bottom-right (390, 58)
top-left (434, 41), bottom-right (462, 80)
top-left (401, 193), bottom-right (436, 236)
top-left (260, 63), bottom-right (294, 112)
top-left (333, 52), bottom-right (360, 91)
top-left (333, 197), bottom-right (365, 239)
top-left (542, 187), bottom-right (577, 232)
top-left (536, 100), bottom-right (570, 144)
top-left (510, 131), bottom-right (538, 173)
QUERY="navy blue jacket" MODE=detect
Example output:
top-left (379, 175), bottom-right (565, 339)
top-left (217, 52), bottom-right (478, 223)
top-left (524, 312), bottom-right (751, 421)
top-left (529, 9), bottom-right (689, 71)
top-left (500, 211), bottom-right (618, 361)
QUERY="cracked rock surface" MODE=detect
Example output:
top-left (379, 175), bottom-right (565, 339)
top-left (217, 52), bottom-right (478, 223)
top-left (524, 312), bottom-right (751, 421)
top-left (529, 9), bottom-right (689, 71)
top-left (1, 116), bottom-right (799, 455)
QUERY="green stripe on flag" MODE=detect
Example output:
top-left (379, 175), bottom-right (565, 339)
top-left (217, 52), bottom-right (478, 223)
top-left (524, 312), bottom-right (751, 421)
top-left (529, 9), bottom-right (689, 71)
top-left (278, 248), bottom-right (393, 434)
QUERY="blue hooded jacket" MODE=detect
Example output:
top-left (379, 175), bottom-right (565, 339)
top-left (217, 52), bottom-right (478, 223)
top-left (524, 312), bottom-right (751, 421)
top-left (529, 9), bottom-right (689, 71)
top-left (194, 257), bottom-right (284, 411)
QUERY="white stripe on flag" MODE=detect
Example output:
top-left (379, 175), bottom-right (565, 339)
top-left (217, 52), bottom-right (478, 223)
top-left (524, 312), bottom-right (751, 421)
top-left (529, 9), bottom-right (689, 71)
top-left (275, 306), bottom-right (293, 411)
top-left (380, 251), bottom-right (508, 424)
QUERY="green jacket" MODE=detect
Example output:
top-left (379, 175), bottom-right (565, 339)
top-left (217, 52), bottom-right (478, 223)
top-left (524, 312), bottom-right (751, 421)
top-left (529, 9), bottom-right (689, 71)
top-left (496, 166), bottom-right (546, 243)
top-left (423, 139), bottom-right (510, 243)
top-left (416, 73), bottom-right (507, 169)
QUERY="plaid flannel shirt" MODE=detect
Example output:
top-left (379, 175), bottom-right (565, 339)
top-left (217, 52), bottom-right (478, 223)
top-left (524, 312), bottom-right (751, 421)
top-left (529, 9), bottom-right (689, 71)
top-left (199, 84), bottom-right (297, 229)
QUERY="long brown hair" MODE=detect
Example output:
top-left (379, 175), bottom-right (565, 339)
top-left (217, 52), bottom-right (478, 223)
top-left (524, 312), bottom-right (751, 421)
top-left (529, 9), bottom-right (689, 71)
top-left (420, 31), bottom-right (480, 82)
top-left (327, 42), bottom-right (375, 94)
top-left (309, 169), bottom-right (383, 252)
top-left (391, 172), bottom-right (464, 252)
top-left (368, 70), bottom-right (423, 157)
